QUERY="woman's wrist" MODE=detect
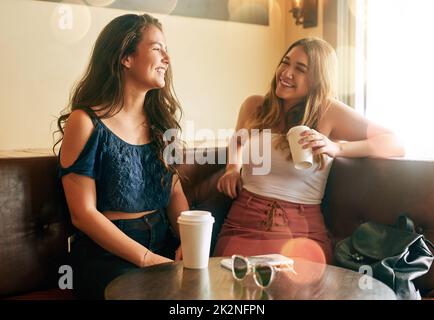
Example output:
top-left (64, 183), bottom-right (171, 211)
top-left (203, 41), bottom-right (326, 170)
top-left (141, 249), bottom-right (152, 267)
top-left (225, 164), bottom-right (241, 173)
top-left (335, 141), bottom-right (344, 158)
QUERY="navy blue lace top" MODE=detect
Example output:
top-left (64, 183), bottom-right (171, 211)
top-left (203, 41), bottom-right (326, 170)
top-left (58, 113), bottom-right (173, 213)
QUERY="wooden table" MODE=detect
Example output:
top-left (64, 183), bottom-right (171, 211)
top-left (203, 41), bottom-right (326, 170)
top-left (105, 257), bottom-right (396, 300)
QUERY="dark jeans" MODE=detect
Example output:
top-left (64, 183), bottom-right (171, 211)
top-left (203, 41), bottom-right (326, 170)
top-left (69, 209), bottom-right (179, 300)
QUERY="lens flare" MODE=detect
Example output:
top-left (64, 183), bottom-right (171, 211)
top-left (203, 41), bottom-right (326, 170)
top-left (280, 238), bottom-right (326, 285)
top-left (84, 0), bottom-right (115, 6)
top-left (280, 238), bottom-right (326, 263)
top-left (227, 0), bottom-right (268, 24)
top-left (135, 0), bottom-right (178, 15)
top-left (50, 0), bottom-right (91, 45)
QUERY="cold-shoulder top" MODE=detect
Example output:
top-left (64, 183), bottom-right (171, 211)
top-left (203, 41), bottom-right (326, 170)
top-left (58, 112), bottom-right (173, 213)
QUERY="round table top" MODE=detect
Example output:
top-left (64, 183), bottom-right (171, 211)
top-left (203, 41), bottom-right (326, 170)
top-left (105, 257), bottom-right (396, 300)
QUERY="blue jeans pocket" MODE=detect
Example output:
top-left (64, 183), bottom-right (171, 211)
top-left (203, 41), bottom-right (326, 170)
top-left (144, 210), bottom-right (170, 253)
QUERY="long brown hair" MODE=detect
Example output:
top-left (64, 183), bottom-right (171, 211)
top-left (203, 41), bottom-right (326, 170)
top-left (246, 37), bottom-right (337, 169)
top-left (53, 13), bottom-right (182, 177)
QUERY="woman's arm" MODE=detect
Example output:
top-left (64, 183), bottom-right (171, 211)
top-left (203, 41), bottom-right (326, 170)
top-left (226, 96), bottom-right (260, 172)
top-left (217, 95), bottom-right (264, 198)
top-left (61, 110), bottom-right (170, 268)
top-left (62, 174), bottom-right (154, 267)
top-left (166, 175), bottom-right (189, 261)
top-left (304, 100), bottom-right (405, 158)
top-left (166, 175), bottom-right (189, 237)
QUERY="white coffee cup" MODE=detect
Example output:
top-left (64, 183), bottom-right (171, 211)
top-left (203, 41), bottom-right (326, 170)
top-left (177, 210), bottom-right (215, 269)
top-left (286, 125), bottom-right (313, 170)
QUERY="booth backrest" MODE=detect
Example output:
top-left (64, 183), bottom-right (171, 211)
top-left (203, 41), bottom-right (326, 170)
top-left (0, 157), bottom-right (72, 298)
top-left (1, 151), bottom-right (433, 298)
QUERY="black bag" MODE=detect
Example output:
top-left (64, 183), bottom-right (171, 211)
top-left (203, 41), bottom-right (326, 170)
top-left (334, 215), bottom-right (434, 300)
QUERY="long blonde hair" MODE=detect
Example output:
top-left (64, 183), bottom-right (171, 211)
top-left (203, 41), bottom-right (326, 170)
top-left (246, 37), bottom-right (338, 169)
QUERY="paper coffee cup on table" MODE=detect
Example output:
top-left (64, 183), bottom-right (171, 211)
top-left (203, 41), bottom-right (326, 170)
top-left (287, 125), bottom-right (313, 170)
top-left (177, 210), bottom-right (215, 269)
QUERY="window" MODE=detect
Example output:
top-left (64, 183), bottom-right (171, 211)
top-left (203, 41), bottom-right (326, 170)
top-left (356, 0), bottom-right (434, 159)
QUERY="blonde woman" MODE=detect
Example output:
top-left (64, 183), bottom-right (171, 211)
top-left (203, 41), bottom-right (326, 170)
top-left (214, 38), bottom-right (404, 263)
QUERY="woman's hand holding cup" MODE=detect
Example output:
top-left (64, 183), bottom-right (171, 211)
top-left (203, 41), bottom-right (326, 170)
top-left (299, 129), bottom-right (340, 158)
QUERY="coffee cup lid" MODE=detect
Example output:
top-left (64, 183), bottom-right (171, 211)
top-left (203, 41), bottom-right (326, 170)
top-left (287, 125), bottom-right (310, 136)
top-left (177, 210), bottom-right (215, 224)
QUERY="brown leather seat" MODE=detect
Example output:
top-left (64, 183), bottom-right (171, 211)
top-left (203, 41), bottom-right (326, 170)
top-left (1, 150), bottom-right (433, 298)
top-left (0, 157), bottom-right (73, 299)
top-left (322, 157), bottom-right (434, 292)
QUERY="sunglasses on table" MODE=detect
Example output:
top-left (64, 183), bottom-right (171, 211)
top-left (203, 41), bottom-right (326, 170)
top-left (231, 255), bottom-right (297, 289)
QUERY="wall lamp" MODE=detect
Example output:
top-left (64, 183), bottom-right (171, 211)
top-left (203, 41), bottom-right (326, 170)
top-left (290, 0), bottom-right (318, 28)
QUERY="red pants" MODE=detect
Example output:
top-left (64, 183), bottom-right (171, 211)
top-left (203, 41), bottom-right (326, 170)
top-left (213, 189), bottom-right (333, 264)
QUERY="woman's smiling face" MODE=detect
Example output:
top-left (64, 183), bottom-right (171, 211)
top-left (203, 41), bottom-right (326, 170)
top-left (275, 45), bottom-right (310, 106)
top-left (123, 25), bottom-right (170, 90)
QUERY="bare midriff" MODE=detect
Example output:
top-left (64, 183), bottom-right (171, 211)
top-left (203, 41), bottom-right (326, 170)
top-left (103, 210), bottom-right (158, 221)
